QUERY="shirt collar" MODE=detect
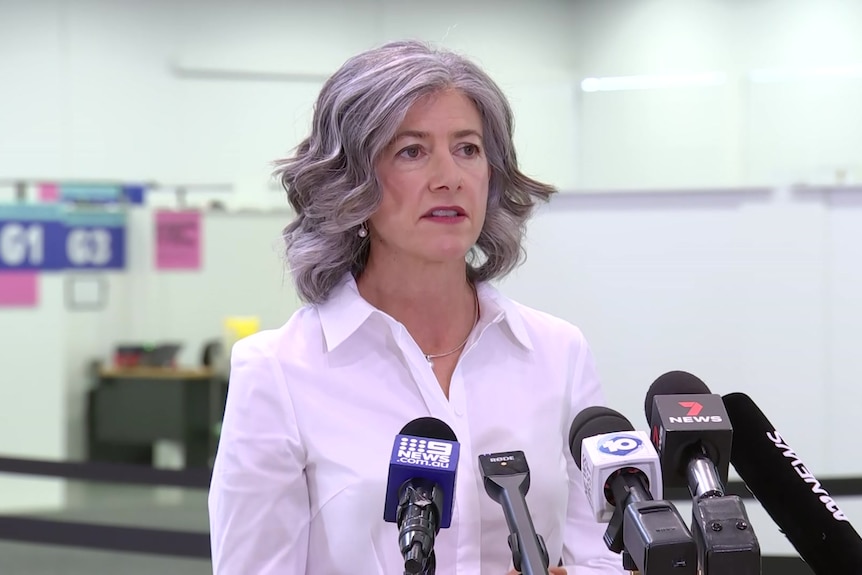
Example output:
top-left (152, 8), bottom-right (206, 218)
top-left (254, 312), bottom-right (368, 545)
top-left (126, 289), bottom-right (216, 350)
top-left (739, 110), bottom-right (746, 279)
top-left (316, 273), bottom-right (534, 353)
top-left (316, 274), bottom-right (378, 353)
top-left (475, 281), bottom-right (534, 352)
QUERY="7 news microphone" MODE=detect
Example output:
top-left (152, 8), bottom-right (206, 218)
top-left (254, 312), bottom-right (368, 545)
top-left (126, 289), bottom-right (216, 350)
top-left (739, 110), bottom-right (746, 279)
top-left (570, 405), bottom-right (698, 574)
top-left (723, 392), bottom-right (862, 574)
top-left (383, 417), bottom-right (460, 575)
top-left (479, 450), bottom-right (550, 575)
top-left (645, 371), bottom-right (760, 575)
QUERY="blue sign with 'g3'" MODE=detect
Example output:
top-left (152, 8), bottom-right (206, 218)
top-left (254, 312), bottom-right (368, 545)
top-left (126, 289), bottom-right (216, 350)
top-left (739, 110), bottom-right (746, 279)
top-left (598, 434), bottom-right (643, 456)
top-left (62, 210), bottom-right (126, 270)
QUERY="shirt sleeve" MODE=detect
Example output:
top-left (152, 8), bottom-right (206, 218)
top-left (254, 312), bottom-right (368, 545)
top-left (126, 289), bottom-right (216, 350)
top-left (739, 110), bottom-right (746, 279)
top-left (208, 335), bottom-right (310, 574)
top-left (559, 332), bottom-right (627, 575)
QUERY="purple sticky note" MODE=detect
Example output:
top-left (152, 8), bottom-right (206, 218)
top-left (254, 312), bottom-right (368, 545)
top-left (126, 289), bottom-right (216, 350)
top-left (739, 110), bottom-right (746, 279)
top-left (0, 272), bottom-right (39, 307)
top-left (155, 210), bottom-right (202, 270)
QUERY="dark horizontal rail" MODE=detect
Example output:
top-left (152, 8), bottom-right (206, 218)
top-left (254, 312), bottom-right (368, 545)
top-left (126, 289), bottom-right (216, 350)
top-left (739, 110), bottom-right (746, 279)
top-left (0, 517), bottom-right (209, 559)
top-left (0, 456), bottom-right (210, 488)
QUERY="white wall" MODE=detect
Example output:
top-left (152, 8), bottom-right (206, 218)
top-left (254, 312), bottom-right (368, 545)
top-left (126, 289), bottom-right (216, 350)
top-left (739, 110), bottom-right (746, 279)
top-left (4, 0), bottom-right (862, 196)
top-left (1, 0), bottom-right (581, 203)
top-left (574, 0), bottom-right (862, 188)
top-left (0, 1), bottom-right (64, 178)
top-left (501, 186), bottom-right (836, 474)
top-left (121, 208), bottom-right (302, 367)
top-left (823, 189), bottom-right (862, 471)
top-left (0, 275), bottom-right (66, 512)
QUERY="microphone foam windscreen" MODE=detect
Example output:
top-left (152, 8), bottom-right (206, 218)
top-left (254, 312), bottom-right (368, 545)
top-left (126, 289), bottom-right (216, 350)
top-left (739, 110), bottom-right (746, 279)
top-left (644, 370), bottom-right (711, 423)
top-left (569, 406), bottom-right (635, 469)
top-left (400, 417), bottom-right (458, 441)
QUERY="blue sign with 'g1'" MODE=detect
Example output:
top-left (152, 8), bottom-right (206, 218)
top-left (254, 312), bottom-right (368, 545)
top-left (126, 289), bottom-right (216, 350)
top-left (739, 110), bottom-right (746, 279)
top-left (0, 205), bottom-right (126, 271)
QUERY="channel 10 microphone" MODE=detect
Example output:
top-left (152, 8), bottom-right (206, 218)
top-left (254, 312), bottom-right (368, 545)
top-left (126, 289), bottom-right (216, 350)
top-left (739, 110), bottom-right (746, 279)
top-left (723, 392), bottom-right (862, 574)
top-left (479, 451), bottom-right (549, 575)
top-left (645, 371), bottom-right (760, 575)
top-left (383, 417), bottom-right (460, 575)
top-left (570, 406), bottom-right (698, 574)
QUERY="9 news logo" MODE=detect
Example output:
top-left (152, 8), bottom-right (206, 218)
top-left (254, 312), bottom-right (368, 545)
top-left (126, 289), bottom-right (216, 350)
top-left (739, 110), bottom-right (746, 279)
top-left (597, 434), bottom-right (643, 456)
top-left (396, 437), bottom-right (453, 468)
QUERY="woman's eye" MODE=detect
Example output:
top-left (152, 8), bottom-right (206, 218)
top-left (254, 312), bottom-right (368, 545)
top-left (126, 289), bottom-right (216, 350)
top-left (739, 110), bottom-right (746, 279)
top-left (398, 146), bottom-right (422, 159)
top-left (460, 144), bottom-right (480, 157)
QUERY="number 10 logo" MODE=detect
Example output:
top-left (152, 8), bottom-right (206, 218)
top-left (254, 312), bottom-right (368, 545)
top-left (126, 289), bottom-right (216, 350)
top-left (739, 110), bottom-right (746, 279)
top-left (598, 434), bottom-right (643, 456)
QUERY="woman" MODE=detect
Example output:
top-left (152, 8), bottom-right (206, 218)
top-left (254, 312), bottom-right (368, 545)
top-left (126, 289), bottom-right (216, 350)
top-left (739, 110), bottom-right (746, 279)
top-left (209, 40), bottom-right (623, 575)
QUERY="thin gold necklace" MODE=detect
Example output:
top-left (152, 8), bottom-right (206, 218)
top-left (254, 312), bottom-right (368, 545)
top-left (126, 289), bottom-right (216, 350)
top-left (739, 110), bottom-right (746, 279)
top-left (424, 285), bottom-right (479, 367)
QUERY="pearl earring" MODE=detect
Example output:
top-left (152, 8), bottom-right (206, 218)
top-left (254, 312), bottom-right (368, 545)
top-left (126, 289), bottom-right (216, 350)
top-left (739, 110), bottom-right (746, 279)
top-left (358, 223), bottom-right (368, 238)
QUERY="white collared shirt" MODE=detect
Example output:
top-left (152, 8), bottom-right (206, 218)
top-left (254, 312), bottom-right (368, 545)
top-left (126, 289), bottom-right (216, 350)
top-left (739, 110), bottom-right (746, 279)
top-left (209, 274), bottom-right (625, 575)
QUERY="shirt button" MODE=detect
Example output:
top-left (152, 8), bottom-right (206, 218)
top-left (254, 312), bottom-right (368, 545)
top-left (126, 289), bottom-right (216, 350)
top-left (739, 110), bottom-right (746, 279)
top-left (454, 405), bottom-right (464, 417)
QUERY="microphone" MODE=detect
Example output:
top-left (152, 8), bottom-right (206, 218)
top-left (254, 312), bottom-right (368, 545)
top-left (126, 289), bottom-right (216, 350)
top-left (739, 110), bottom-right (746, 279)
top-left (723, 392), bottom-right (862, 574)
top-left (383, 417), bottom-right (460, 575)
top-left (645, 371), bottom-right (760, 575)
top-left (571, 405), bottom-right (698, 574)
top-left (643, 371), bottom-right (732, 494)
top-left (479, 451), bottom-right (549, 575)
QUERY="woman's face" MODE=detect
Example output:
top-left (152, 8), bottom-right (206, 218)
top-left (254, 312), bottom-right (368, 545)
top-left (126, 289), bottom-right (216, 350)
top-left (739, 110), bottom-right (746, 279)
top-left (369, 89), bottom-right (490, 268)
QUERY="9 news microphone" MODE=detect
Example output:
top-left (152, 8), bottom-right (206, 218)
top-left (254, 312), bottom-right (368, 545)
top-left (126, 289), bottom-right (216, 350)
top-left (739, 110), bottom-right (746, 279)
top-left (723, 392), bottom-right (862, 574)
top-left (479, 451), bottom-right (549, 575)
top-left (645, 371), bottom-right (760, 575)
top-left (383, 417), bottom-right (460, 575)
top-left (571, 405), bottom-right (697, 574)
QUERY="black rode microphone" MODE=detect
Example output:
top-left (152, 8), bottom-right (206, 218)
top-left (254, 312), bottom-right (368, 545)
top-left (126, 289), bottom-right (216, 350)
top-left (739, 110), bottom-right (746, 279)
top-left (479, 451), bottom-right (549, 575)
top-left (645, 371), bottom-right (760, 575)
top-left (723, 392), bottom-right (862, 574)
top-left (570, 406), bottom-right (697, 575)
top-left (383, 418), bottom-right (460, 575)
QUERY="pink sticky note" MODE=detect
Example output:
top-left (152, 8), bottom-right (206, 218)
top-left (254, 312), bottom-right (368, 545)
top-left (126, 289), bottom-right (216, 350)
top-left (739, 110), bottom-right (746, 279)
top-left (155, 210), bottom-right (202, 270)
top-left (38, 183), bottom-right (60, 203)
top-left (0, 272), bottom-right (39, 307)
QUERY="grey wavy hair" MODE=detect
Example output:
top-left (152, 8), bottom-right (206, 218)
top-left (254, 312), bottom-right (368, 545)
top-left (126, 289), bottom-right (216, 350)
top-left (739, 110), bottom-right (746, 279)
top-left (274, 39), bottom-right (556, 304)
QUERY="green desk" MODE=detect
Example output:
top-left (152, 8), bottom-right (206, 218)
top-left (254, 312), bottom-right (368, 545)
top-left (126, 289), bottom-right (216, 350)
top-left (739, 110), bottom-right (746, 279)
top-left (88, 367), bottom-right (224, 469)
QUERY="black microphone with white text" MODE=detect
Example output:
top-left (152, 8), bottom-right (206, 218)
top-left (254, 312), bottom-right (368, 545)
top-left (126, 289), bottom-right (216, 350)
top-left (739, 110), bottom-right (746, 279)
top-left (723, 391), bottom-right (862, 574)
top-left (478, 450), bottom-right (550, 575)
top-left (383, 417), bottom-right (460, 575)
top-left (645, 371), bottom-right (760, 575)
top-left (570, 405), bottom-right (697, 575)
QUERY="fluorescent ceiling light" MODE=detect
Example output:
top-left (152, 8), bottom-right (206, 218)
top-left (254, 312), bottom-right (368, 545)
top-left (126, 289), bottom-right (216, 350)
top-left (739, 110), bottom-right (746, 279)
top-left (749, 64), bottom-right (862, 83)
top-left (580, 72), bottom-right (726, 92)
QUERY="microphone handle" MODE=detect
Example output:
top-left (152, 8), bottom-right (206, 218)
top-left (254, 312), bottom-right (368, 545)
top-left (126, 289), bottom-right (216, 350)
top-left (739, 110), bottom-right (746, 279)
top-left (397, 482), bottom-right (441, 575)
top-left (420, 551), bottom-right (435, 575)
top-left (495, 476), bottom-right (549, 575)
top-left (686, 451), bottom-right (724, 499)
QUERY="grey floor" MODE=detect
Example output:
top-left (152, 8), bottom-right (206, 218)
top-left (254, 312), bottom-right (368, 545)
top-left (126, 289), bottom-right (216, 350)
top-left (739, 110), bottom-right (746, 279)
top-left (0, 482), bottom-right (211, 574)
